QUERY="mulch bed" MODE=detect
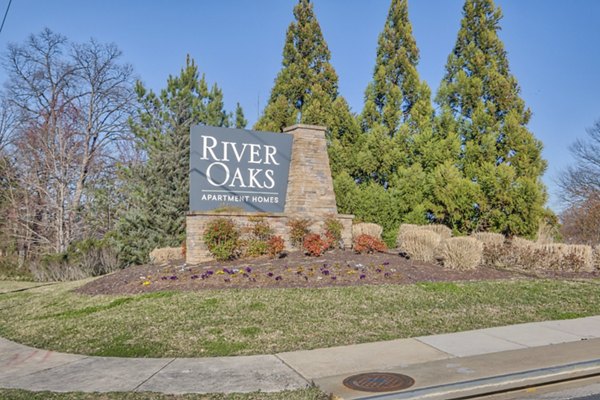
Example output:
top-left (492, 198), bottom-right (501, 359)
top-left (76, 249), bottom-right (599, 296)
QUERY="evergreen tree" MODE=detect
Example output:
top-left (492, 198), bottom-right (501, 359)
top-left (254, 0), bottom-right (360, 178)
top-left (234, 102), bottom-right (247, 129)
top-left (360, 0), bottom-right (428, 138)
top-left (435, 0), bottom-right (548, 236)
top-left (346, 0), bottom-right (442, 240)
top-left (255, 0), bottom-right (337, 132)
top-left (116, 57), bottom-right (232, 264)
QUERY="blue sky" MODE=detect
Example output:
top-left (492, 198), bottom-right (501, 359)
top-left (1, 0), bottom-right (599, 212)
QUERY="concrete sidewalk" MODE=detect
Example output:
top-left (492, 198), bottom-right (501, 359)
top-left (1, 316), bottom-right (600, 398)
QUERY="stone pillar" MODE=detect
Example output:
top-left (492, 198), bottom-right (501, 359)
top-left (283, 124), bottom-right (338, 215)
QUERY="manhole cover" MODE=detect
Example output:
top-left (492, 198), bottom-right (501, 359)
top-left (342, 372), bottom-right (415, 392)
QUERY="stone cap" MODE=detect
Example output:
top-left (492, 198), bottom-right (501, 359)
top-left (283, 124), bottom-right (327, 133)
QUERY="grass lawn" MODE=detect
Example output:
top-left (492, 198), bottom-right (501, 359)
top-left (0, 278), bottom-right (599, 357)
top-left (0, 280), bottom-right (52, 294)
top-left (0, 388), bottom-right (328, 400)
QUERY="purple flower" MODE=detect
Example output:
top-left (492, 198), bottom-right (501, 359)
top-left (376, 268), bottom-right (382, 273)
top-left (322, 270), bottom-right (330, 276)
top-left (223, 268), bottom-right (230, 274)
top-left (275, 275), bottom-right (283, 281)
top-left (207, 270), bottom-right (214, 276)
top-left (331, 276), bottom-right (337, 280)
top-left (383, 261), bottom-right (390, 266)
top-left (245, 267), bottom-right (252, 273)
top-left (161, 276), bottom-right (168, 280)
top-left (169, 276), bottom-right (178, 280)
top-left (267, 272), bottom-right (274, 277)
top-left (359, 274), bottom-right (366, 279)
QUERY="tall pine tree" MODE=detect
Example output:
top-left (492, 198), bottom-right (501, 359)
top-left (116, 57), bottom-right (234, 264)
top-left (435, 0), bottom-right (547, 236)
top-left (254, 0), bottom-right (360, 178)
top-left (338, 0), bottom-right (441, 243)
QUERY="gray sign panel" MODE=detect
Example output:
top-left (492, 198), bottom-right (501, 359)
top-left (190, 125), bottom-right (293, 213)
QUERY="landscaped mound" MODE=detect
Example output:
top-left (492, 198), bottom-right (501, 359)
top-left (76, 248), bottom-right (598, 296)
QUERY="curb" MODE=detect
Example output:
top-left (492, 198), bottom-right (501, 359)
top-left (354, 359), bottom-right (600, 400)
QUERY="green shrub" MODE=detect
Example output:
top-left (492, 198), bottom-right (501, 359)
top-left (288, 218), bottom-right (311, 248)
top-left (248, 216), bottom-right (274, 241)
top-left (324, 216), bottom-right (343, 248)
top-left (245, 239), bottom-right (269, 258)
top-left (203, 218), bottom-right (241, 261)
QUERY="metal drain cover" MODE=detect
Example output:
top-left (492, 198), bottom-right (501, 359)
top-left (342, 372), bottom-right (415, 392)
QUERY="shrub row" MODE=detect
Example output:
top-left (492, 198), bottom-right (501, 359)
top-left (203, 217), bottom-right (285, 261)
top-left (395, 223), bottom-right (597, 272)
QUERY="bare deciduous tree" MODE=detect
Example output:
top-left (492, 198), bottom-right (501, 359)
top-left (559, 120), bottom-right (600, 245)
top-left (2, 28), bottom-right (135, 255)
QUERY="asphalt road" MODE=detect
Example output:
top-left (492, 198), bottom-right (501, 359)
top-left (478, 376), bottom-right (600, 399)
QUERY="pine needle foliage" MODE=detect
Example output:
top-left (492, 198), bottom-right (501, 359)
top-left (116, 56), bottom-right (234, 265)
top-left (434, 0), bottom-right (548, 236)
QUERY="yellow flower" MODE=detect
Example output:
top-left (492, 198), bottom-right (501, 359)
top-left (216, 270), bottom-right (225, 275)
top-left (142, 280), bottom-right (151, 286)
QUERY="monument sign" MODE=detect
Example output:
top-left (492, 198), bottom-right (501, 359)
top-left (190, 125), bottom-right (293, 213)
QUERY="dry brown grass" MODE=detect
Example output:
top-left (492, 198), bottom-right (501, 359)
top-left (437, 237), bottom-right (483, 270)
top-left (498, 238), bottom-right (594, 272)
top-left (149, 247), bottom-right (183, 264)
top-left (472, 232), bottom-right (505, 247)
top-left (472, 232), bottom-right (506, 267)
top-left (538, 244), bottom-right (594, 272)
top-left (398, 223), bottom-right (452, 242)
top-left (594, 245), bottom-right (600, 271)
top-left (352, 223), bottom-right (383, 240)
top-left (397, 229), bottom-right (442, 262)
top-left (536, 222), bottom-right (558, 245)
top-left (423, 224), bottom-right (453, 239)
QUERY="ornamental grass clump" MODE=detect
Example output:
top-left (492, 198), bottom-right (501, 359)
top-left (352, 223), bottom-right (383, 240)
top-left (203, 218), bottom-right (241, 261)
top-left (397, 223), bottom-right (452, 241)
top-left (437, 237), bottom-right (483, 270)
top-left (594, 245), bottom-right (600, 271)
top-left (471, 232), bottom-right (506, 266)
top-left (538, 243), bottom-right (594, 272)
top-left (500, 238), bottom-right (594, 272)
top-left (397, 229), bottom-right (442, 262)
